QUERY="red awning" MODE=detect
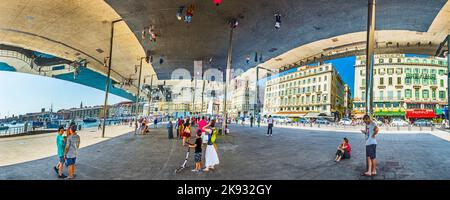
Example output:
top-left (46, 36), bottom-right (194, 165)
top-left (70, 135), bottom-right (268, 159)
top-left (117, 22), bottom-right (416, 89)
top-left (406, 109), bottom-right (436, 119)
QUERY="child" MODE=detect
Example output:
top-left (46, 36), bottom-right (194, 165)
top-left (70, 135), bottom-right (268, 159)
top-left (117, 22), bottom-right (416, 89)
top-left (54, 126), bottom-right (67, 178)
top-left (189, 130), bottom-right (203, 172)
top-left (334, 138), bottom-right (351, 162)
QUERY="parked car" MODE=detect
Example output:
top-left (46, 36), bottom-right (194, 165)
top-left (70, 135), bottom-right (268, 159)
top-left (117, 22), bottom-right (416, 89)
top-left (299, 118), bottom-right (310, 123)
top-left (338, 118), bottom-right (352, 125)
top-left (391, 118), bottom-right (409, 126)
top-left (414, 119), bottom-right (433, 127)
top-left (273, 116), bottom-right (292, 124)
top-left (315, 118), bottom-right (330, 125)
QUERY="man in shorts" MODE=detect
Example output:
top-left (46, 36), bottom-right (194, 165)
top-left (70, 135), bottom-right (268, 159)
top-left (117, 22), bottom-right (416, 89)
top-left (64, 125), bottom-right (80, 179)
top-left (189, 130), bottom-right (203, 172)
top-left (361, 114), bottom-right (379, 177)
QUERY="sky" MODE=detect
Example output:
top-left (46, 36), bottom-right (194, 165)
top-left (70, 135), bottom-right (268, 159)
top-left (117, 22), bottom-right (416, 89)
top-left (0, 71), bottom-right (128, 118)
top-left (324, 56), bottom-right (356, 97)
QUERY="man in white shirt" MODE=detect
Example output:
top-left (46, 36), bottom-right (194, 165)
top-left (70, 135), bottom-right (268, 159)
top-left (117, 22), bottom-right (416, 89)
top-left (361, 114), bottom-right (379, 177)
top-left (267, 115), bottom-right (274, 136)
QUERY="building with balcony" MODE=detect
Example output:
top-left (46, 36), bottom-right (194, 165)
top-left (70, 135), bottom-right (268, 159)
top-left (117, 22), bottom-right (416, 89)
top-left (343, 84), bottom-right (352, 118)
top-left (228, 68), bottom-right (259, 117)
top-left (353, 54), bottom-right (448, 120)
top-left (263, 63), bottom-right (346, 119)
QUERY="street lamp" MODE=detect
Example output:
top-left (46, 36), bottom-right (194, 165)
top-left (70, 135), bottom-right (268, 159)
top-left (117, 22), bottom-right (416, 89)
top-left (133, 56), bottom-right (149, 135)
top-left (101, 19), bottom-right (123, 138)
top-left (145, 74), bottom-right (157, 116)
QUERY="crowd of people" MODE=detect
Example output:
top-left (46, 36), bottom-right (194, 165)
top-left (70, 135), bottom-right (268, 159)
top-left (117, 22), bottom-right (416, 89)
top-left (51, 112), bottom-right (383, 178)
top-left (172, 116), bottom-right (221, 172)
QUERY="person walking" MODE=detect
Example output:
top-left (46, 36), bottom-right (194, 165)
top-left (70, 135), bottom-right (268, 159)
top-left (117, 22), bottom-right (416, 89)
top-left (267, 115), bottom-right (274, 136)
top-left (53, 126), bottom-right (67, 178)
top-left (177, 118), bottom-right (185, 139)
top-left (167, 119), bottom-right (174, 139)
top-left (64, 124), bottom-right (80, 179)
top-left (250, 115), bottom-right (254, 127)
top-left (153, 117), bottom-right (158, 128)
top-left (198, 116), bottom-right (208, 145)
top-left (361, 114), bottom-right (379, 177)
top-left (257, 115), bottom-right (261, 127)
top-left (182, 119), bottom-right (191, 146)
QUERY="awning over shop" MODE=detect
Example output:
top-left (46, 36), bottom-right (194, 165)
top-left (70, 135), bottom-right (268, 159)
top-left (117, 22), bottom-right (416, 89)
top-left (406, 109), bottom-right (436, 119)
top-left (374, 110), bottom-right (405, 117)
top-left (304, 112), bottom-right (320, 118)
top-left (272, 112), bottom-right (306, 117)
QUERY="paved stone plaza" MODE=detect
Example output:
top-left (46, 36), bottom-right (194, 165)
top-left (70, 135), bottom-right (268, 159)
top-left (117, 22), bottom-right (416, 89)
top-left (1, 124), bottom-right (450, 180)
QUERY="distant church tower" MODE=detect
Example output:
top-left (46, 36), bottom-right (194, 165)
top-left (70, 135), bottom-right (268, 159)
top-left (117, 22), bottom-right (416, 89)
top-left (80, 101), bottom-right (83, 109)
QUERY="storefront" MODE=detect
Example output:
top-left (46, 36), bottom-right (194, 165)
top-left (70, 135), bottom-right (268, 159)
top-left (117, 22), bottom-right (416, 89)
top-left (406, 109), bottom-right (436, 120)
top-left (373, 109), bottom-right (406, 120)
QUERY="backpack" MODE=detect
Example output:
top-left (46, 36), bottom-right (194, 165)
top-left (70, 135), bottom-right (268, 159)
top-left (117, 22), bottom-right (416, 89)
top-left (210, 128), bottom-right (217, 144)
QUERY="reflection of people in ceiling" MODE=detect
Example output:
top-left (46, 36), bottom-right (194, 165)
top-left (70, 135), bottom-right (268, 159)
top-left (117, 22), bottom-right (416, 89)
top-left (149, 25), bottom-right (157, 42)
top-left (185, 4), bottom-right (194, 23)
top-left (274, 13), bottom-right (281, 29)
top-left (214, 0), bottom-right (222, 6)
top-left (177, 6), bottom-right (184, 20)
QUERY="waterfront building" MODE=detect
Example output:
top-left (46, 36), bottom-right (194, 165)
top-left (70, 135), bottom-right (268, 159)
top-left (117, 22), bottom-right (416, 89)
top-left (353, 54), bottom-right (448, 121)
top-left (263, 63), bottom-right (346, 119)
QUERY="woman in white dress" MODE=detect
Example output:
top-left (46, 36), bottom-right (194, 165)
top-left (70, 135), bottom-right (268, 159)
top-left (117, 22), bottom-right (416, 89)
top-left (202, 119), bottom-right (219, 171)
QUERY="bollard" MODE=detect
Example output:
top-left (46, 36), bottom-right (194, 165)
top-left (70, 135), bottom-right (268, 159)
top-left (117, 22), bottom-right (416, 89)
top-left (420, 126), bottom-right (422, 131)
top-left (408, 125), bottom-right (411, 131)
top-left (397, 125), bottom-right (400, 131)
top-left (318, 124), bottom-right (320, 128)
top-left (431, 125), bottom-right (434, 132)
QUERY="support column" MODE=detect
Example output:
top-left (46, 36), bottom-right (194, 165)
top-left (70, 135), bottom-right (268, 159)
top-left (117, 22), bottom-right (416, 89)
top-left (447, 35), bottom-right (450, 121)
top-left (134, 58), bottom-right (143, 135)
top-left (255, 67), bottom-right (259, 117)
top-left (102, 19), bottom-right (122, 138)
top-left (201, 80), bottom-right (206, 114)
top-left (222, 27), bottom-right (234, 132)
top-left (365, 0), bottom-right (376, 116)
top-left (147, 75), bottom-right (154, 116)
top-left (192, 77), bottom-right (197, 114)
